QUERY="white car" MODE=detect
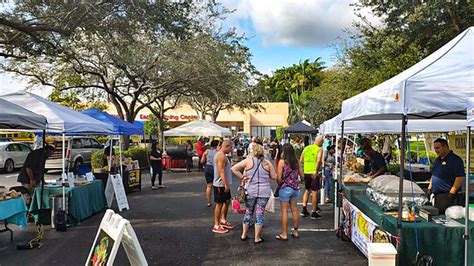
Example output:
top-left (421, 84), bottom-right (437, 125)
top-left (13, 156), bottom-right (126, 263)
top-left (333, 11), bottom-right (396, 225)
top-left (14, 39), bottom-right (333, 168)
top-left (0, 142), bottom-right (32, 173)
top-left (45, 137), bottom-right (103, 172)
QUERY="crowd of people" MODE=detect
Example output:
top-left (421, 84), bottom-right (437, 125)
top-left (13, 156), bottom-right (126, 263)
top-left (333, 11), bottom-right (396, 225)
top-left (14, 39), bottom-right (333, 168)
top-left (197, 135), bottom-right (328, 243)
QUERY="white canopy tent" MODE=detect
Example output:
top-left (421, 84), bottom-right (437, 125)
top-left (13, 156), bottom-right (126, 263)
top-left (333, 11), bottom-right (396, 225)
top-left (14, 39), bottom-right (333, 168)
top-left (321, 114), bottom-right (468, 135)
top-left (1, 92), bottom-right (114, 134)
top-left (0, 98), bottom-right (47, 130)
top-left (0, 92), bottom-right (113, 180)
top-left (341, 27), bottom-right (474, 122)
top-left (164, 120), bottom-right (232, 137)
top-left (337, 27), bottom-right (474, 266)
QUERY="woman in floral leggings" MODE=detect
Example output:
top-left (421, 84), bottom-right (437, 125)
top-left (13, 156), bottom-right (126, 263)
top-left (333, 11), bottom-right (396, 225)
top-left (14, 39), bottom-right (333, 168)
top-left (231, 143), bottom-right (277, 244)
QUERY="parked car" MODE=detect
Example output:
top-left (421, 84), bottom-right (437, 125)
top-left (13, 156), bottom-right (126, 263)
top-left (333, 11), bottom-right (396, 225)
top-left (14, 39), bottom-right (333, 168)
top-left (0, 142), bottom-right (32, 173)
top-left (45, 137), bottom-right (103, 172)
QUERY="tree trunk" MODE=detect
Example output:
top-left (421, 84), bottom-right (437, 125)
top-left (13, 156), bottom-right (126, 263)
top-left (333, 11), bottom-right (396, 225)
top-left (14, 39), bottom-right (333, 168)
top-left (159, 107), bottom-right (166, 152)
top-left (211, 110), bottom-right (219, 123)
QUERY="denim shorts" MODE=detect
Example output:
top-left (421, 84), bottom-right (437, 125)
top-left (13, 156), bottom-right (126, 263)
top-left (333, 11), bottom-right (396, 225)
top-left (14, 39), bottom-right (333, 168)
top-left (278, 186), bottom-right (300, 202)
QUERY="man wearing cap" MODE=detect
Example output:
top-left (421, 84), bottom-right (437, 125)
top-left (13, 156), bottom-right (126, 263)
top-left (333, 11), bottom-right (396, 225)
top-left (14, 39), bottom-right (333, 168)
top-left (17, 145), bottom-right (55, 194)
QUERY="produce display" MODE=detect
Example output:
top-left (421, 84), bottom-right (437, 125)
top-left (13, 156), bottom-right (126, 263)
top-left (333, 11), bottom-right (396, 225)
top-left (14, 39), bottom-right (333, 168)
top-left (344, 157), bottom-right (364, 173)
top-left (344, 173), bottom-right (368, 183)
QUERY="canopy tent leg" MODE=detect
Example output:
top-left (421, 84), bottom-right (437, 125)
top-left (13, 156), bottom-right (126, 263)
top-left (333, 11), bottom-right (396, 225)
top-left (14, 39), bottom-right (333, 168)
top-left (422, 133), bottom-right (431, 166)
top-left (337, 121), bottom-right (345, 234)
top-left (119, 137), bottom-right (123, 178)
top-left (62, 133), bottom-right (66, 182)
top-left (465, 126), bottom-right (471, 266)
top-left (334, 134), bottom-right (340, 230)
top-left (397, 115), bottom-right (407, 266)
top-left (108, 137), bottom-right (113, 173)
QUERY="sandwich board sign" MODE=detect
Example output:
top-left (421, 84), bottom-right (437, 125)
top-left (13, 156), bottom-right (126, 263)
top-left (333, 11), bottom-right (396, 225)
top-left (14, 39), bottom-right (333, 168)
top-left (86, 209), bottom-right (147, 266)
top-left (105, 174), bottom-right (129, 212)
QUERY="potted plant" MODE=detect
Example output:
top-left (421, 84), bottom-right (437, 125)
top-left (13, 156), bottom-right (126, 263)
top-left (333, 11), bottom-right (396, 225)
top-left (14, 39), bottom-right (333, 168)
top-left (91, 151), bottom-right (105, 173)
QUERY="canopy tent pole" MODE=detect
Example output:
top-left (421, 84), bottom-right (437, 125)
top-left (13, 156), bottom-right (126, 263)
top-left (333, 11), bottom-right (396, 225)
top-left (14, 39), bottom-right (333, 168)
top-left (62, 133), bottom-right (66, 182)
top-left (334, 133), bottom-right (340, 230)
top-left (397, 115), bottom-right (407, 266)
top-left (337, 121), bottom-right (345, 233)
top-left (422, 133), bottom-right (431, 166)
top-left (119, 136), bottom-right (123, 178)
top-left (465, 126), bottom-right (471, 266)
top-left (108, 137), bottom-right (113, 173)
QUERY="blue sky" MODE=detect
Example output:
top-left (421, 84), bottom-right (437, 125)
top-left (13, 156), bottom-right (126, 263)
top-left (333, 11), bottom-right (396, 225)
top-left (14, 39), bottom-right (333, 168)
top-left (0, 0), bottom-right (372, 95)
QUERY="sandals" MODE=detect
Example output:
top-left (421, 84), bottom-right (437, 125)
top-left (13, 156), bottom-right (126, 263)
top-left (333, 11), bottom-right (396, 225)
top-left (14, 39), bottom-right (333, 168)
top-left (275, 234), bottom-right (288, 241)
top-left (291, 229), bottom-right (300, 239)
top-left (240, 235), bottom-right (248, 241)
top-left (254, 238), bottom-right (265, 244)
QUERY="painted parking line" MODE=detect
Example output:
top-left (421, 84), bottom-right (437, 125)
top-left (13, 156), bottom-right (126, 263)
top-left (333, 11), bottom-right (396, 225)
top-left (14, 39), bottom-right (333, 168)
top-left (298, 228), bottom-right (335, 232)
top-left (4, 175), bottom-right (16, 178)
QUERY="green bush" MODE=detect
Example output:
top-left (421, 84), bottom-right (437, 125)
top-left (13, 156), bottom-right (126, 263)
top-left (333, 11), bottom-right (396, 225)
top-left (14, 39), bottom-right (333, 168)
top-left (418, 151), bottom-right (437, 163)
top-left (91, 151), bottom-right (105, 169)
top-left (386, 164), bottom-right (400, 175)
top-left (120, 147), bottom-right (150, 168)
top-left (276, 126), bottom-right (288, 140)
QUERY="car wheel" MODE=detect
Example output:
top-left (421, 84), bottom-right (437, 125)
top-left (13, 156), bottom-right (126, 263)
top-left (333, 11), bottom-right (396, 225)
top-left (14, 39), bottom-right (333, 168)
top-left (4, 159), bottom-right (14, 173)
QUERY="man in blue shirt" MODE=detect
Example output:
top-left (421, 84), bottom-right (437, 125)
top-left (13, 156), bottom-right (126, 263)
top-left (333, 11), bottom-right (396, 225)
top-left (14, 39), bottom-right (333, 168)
top-left (428, 138), bottom-right (465, 214)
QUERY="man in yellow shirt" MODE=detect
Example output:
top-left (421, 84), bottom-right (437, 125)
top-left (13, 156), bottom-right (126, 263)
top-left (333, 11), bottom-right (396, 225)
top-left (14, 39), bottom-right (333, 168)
top-left (299, 136), bottom-right (324, 220)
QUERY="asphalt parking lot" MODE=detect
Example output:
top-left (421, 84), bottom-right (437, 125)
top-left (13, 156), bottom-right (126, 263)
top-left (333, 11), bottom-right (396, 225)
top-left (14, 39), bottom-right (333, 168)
top-left (0, 169), bottom-right (367, 265)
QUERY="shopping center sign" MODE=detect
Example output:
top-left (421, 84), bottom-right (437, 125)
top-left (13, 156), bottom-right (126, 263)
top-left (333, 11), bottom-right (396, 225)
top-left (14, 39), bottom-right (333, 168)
top-left (139, 114), bottom-right (199, 121)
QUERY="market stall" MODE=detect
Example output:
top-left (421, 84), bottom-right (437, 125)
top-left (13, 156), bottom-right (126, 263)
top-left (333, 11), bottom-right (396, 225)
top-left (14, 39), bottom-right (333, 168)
top-left (82, 108), bottom-right (144, 193)
top-left (29, 180), bottom-right (106, 225)
top-left (164, 120), bottom-right (232, 171)
top-left (284, 120), bottom-right (318, 135)
top-left (0, 98), bottom-right (48, 240)
top-left (0, 92), bottom-right (113, 228)
top-left (337, 27), bottom-right (474, 265)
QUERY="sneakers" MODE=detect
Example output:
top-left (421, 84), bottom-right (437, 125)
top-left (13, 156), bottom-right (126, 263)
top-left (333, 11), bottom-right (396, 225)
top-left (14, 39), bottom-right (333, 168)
top-left (300, 208), bottom-right (310, 217)
top-left (310, 212), bottom-right (322, 220)
top-left (212, 225), bottom-right (229, 234)
top-left (158, 185), bottom-right (166, 188)
top-left (316, 206), bottom-right (322, 213)
top-left (220, 220), bottom-right (236, 229)
top-left (151, 186), bottom-right (158, 190)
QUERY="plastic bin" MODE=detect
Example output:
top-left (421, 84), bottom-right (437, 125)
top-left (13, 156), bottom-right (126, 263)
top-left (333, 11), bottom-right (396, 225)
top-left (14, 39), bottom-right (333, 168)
top-left (368, 243), bottom-right (397, 266)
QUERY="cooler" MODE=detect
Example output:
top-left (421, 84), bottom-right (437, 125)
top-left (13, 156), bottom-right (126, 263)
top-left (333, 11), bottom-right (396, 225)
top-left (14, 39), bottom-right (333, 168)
top-left (367, 243), bottom-right (397, 266)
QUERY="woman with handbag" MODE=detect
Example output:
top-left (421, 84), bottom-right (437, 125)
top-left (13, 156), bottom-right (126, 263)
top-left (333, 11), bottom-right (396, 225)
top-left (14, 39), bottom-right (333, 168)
top-left (231, 143), bottom-right (276, 244)
top-left (275, 144), bottom-right (304, 240)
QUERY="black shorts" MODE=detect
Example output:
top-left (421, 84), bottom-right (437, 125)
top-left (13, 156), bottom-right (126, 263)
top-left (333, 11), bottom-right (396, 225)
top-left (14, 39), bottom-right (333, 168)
top-left (213, 186), bottom-right (231, 203)
top-left (304, 174), bottom-right (320, 191)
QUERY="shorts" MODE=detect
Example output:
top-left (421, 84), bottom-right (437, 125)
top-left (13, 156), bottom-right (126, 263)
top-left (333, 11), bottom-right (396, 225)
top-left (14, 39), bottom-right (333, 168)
top-left (204, 165), bottom-right (214, 184)
top-left (278, 186), bottom-right (300, 202)
top-left (213, 186), bottom-right (231, 203)
top-left (304, 174), bottom-right (320, 191)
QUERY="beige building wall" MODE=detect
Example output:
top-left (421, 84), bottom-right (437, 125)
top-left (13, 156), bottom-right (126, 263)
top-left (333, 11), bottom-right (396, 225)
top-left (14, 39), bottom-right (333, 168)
top-left (107, 102), bottom-right (289, 136)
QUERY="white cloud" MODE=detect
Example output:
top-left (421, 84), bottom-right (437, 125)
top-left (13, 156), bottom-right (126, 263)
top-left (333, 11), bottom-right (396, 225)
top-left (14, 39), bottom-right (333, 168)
top-left (220, 0), bottom-right (376, 47)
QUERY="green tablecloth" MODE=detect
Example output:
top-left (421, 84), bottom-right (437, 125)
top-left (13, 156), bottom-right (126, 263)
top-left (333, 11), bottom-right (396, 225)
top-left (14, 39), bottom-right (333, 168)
top-left (350, 194), bottom-right (474, 266)
top-left (343, 183), bottom-right (369, 202)
top-left (30, 180), bottom-right (106, 225)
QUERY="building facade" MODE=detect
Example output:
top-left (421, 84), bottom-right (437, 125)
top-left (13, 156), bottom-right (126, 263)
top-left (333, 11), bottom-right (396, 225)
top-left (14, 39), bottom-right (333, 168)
top-left (108, 102), bottom-right (289, 138)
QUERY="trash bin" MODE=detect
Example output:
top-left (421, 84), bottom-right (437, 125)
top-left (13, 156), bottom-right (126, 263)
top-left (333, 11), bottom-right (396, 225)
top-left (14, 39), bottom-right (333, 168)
top-left (368, 243), bottom-right (397, 266)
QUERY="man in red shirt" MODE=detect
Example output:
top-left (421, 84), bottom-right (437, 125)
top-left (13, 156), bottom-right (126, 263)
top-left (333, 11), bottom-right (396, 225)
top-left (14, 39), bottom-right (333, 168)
top-left (196, 137), bottom-right (207, 171)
